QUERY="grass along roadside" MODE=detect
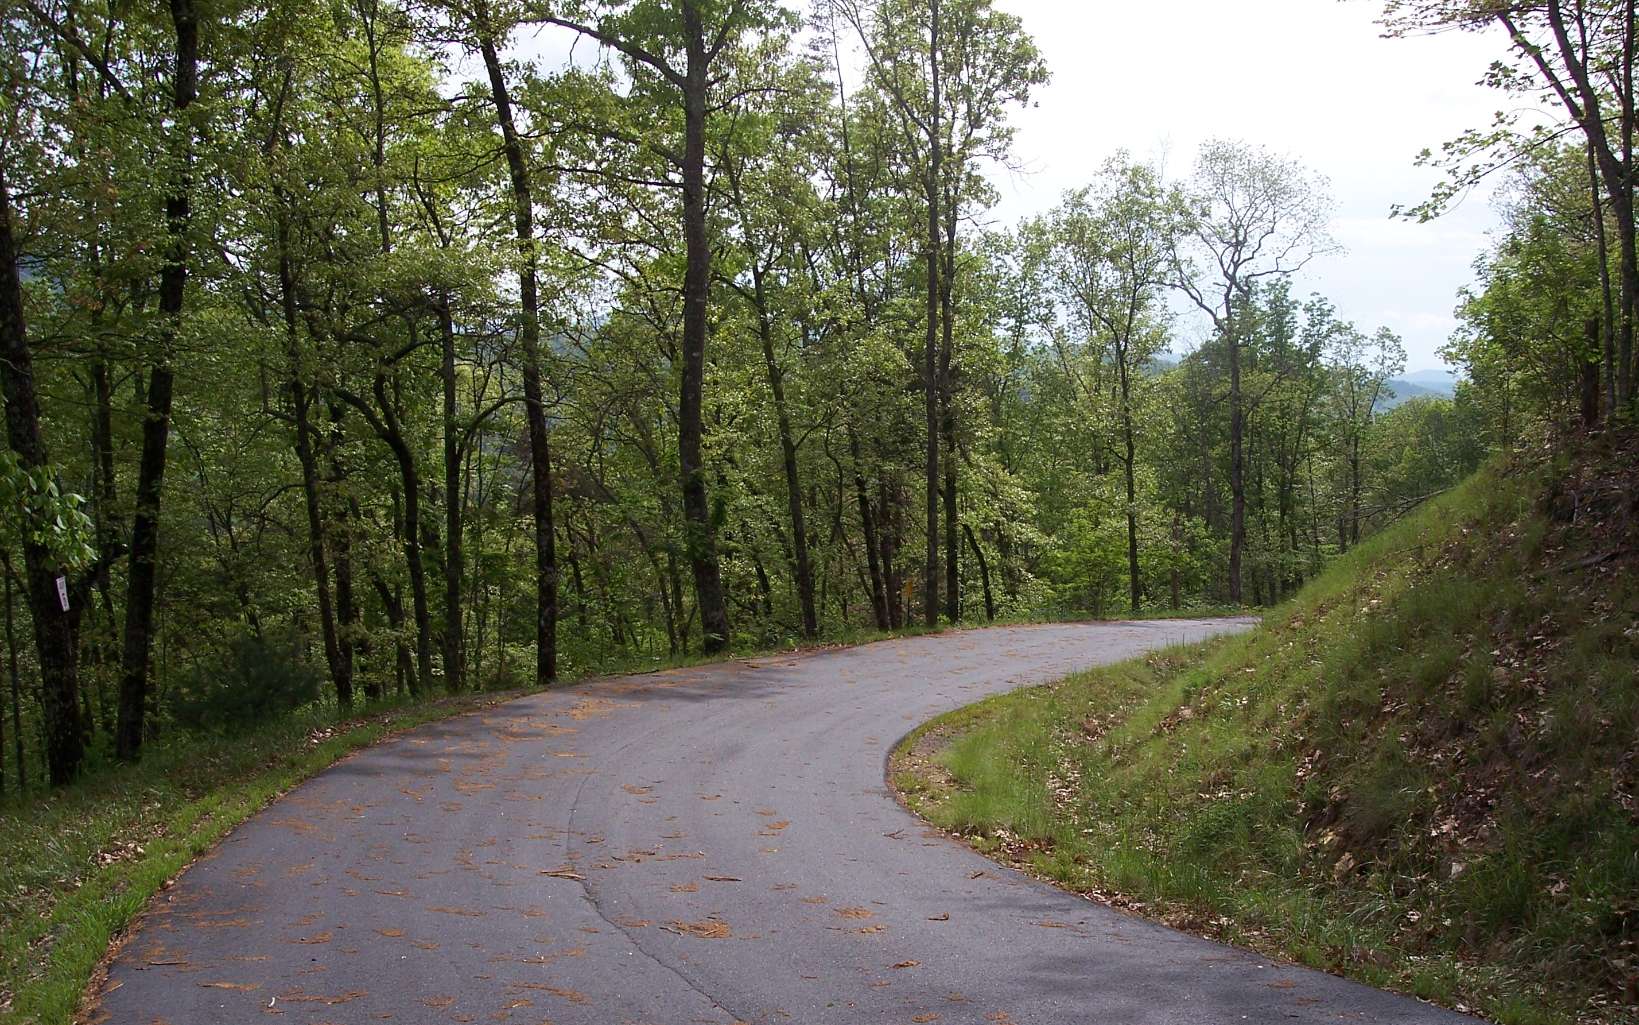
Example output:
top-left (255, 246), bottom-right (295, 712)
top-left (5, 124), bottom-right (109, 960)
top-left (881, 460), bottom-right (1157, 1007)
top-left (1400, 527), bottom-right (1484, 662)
top-left (891, 455), bottom-right (1639, 1025)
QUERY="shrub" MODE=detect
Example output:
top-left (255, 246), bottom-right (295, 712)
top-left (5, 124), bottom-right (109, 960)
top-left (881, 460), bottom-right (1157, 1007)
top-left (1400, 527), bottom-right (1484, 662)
top-left (169, 633), bottom-right (323, 734)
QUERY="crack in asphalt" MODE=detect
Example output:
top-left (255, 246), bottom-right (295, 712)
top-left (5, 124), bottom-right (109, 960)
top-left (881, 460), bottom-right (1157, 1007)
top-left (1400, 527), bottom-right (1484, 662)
top-left (561, 693), bottom-right (750, 1025)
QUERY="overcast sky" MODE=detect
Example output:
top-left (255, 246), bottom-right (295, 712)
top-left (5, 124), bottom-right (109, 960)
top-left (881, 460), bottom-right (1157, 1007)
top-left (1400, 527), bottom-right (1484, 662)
top-left (983, 0), bottom-right (1516, 372)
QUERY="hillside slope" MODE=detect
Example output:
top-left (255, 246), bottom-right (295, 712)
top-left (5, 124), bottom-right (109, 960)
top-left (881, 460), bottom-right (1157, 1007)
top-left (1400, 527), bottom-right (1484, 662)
top-left (894, 436), bottom-right (1638, 1025)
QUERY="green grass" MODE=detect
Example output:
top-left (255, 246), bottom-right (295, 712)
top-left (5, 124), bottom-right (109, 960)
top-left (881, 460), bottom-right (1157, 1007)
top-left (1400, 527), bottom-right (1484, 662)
top-left (893, 450), bottom-right (1639, 1025)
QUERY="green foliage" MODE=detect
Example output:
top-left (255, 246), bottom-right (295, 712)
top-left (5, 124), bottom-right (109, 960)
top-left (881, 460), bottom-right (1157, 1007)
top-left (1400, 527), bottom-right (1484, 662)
top-left (168, 634), bottom-right (323, 734)
top-left (0, 0), bottom-right (1493, 798)
top-left (0, 453), bottom-right (95, 572)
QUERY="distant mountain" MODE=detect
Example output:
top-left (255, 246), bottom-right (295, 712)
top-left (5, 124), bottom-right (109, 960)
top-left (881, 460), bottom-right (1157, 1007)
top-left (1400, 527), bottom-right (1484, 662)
top-left (1140, 357), bottom-right (1457, 412)
top-left (1377, 377), bottom-right (1450, 411)
top-left (1142, 354), bottom-right (1180, 376)
top-left (1398, 368), bottom-right (1458, 394)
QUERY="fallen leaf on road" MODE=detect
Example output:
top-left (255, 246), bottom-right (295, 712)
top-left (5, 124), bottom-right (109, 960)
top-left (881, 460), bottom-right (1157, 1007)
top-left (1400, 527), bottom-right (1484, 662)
top-left (664, 919), bottom-right (732, 939)
top-left (276, 990), bottom-right (366, 1005)
top-left (541, 869), bottom-right (585, 880)
top-left (891, 960), bottom-right (920, 969)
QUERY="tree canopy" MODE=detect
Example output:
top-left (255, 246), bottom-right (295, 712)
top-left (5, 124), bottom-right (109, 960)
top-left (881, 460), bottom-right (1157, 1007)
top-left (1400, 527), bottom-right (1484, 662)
top-left (0, 0), bottom-right (1605, 789)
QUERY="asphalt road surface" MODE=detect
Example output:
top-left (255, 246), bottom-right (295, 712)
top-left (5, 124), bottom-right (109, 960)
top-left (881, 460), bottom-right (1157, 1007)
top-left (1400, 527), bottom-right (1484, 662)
top-left (94, 620), bottom-right (1478, 1025)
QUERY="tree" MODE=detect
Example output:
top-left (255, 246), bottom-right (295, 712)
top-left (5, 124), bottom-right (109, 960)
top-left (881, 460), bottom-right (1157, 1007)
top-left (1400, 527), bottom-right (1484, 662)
top-left (834, 0), bottom-right (1042, 624)
top-left (1447, 144), bottom-right (1607, 438)
top-left (718, 55), bottom-right (829, 639)
top-left (536, 0), bottom-right (791, 653)
top-left (107, 0), bottom-right (197, 759)
top-left (463, 0), bottom-right (560, 685)
top-left (1384, 0), bottom-right (1638, 410)
top-left (1039, 156), bottom-right (1184, 614)
top-left (0, 167), bottom-right (99, 783)
top-left (1328, 325), bottom-right (1406, 549)
top-left (1173, 140), bottom-right (1334, 603)
top-left (0, 0), bottom-right (1514, 790)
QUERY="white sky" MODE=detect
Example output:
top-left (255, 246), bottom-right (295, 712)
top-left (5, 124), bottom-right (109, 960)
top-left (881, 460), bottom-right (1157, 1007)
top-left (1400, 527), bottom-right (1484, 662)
top-left (984, 0), bottom-right (1518, 372)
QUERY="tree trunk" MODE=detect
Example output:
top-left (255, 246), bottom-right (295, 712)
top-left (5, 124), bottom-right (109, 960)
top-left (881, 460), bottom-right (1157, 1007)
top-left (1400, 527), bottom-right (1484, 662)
top-left (1121, 367), bottom-right (1141, 616)
top-left (279, 210), bottom-right (350, 709)
top-left (476, 13), bottom-right (558, 684)
top-left (880, 476), bottom-right (903, 628)
top-left (376, 576), bottom-right (414, 696)
top-left (679, 3), bottom-right (731, 653)
top-left (1, 582), bottom-right (5, 793)
top-left (89, 361), bottom-right (119, 662)
top-left (751, 547), bottom-right (773, 619)
top-left (1624, 0), bottom-right (1636, 405)
top-left (328, 420), bottom-right (367, 699)
top-left (116, 0), bottom-right (196, 761)
top-left (752, 266), bottom-right (817, 639)
top-left (668, 548), bottom-right (686, 656)
top-left (940, 182), bottom-right (958, 623)
top-left (1169, 511), bottom-right (1183, 611)
top-left (922, 0), bottom-right (943, 629)
top-left (1227, 322), bottom-right (1246, 604)
top-left (1589, 142), bottom-right (1618, 418)
top-left (849, 429), bottom-right (890, 630)
top-left (0, 170), bottom-right (84, 784)
top-left (4, 562), bottom-right (23, 792)
top-left (566, 524), bottom-right (588, 633)
top-left (438, 295), bottom-right (465, 691)
top-left (1532, 2), bottom-right (1637, 405)
top-left (963, 523), bottom-right (995, 621)
top-left (1349, 435), bottom-right (1362, 547)
top-left (1582, 318), bottom-right (1602, 431)
top-left (375, 375), bottom-right (432, 692)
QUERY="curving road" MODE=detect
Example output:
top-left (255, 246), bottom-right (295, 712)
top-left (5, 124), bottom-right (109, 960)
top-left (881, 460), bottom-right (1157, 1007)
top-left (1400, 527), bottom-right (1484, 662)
top-left (94, 621), bottom-right (1476, 1025)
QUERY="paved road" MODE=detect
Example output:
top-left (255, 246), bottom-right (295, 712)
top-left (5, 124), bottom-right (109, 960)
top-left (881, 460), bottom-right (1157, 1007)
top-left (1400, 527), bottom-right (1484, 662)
top-left (95, 621), bottom-right (1476, 1025)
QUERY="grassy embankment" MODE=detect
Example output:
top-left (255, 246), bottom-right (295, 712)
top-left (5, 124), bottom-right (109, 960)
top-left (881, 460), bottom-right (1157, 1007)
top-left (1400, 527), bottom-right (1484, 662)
top-left (894, 441), bottom-right (1638, 1025)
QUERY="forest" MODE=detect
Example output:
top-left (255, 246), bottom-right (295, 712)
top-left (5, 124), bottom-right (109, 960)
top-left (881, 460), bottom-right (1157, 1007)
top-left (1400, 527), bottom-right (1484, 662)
top-left (0, 0), bottom-right (1631, 796)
